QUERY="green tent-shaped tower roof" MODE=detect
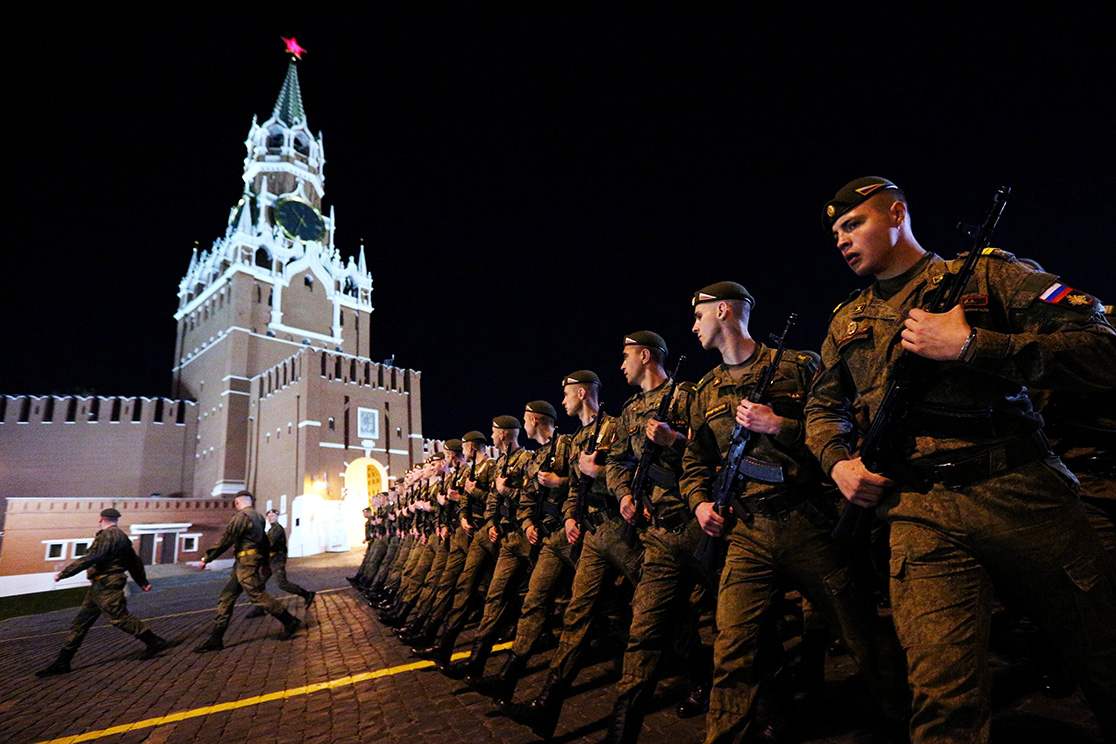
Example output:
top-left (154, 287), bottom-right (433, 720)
top-left (272, 61), bottom-right (307, 127)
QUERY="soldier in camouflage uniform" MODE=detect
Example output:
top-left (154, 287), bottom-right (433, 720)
top-left (482, 397), bottom-right (576, 706)
top-left (446, 407), bottom-right (551, 681)
top-left (409, 431), bottom-right (496, 650)
top-left (348, 506), bottom-right (380, 587)
top-left (398, 440), bottom-right (465, 640)
top-left (383, 462), bottom-right (441, 625)
top-left (683, 281), bottom-right (903, 743)
top-left (601, 331), bottom-right (702, 744)
top-left (419, 420), bottom-right (526, 668)
top-left (36, 508), bottom-right (170, 677)
top-left (806, 177), bottom-right (1116, 742)
top-left (521, 370), bottom-right (639, 738)
top-left (194, 491), bottom-right (302, 652)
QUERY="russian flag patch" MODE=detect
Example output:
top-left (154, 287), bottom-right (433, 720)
top-left (1040, 283), bottom-right (1074, 304)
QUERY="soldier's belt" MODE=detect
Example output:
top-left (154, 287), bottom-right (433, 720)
top-left (906, 404), bottom-right (1028, 440)
top-left (734, 490), bottom-right (806, 519)
top-left (653, 508), bottom-right (691, 534)
top-left (907, 431), bottom-right (1051, 489)
top-left (647, 463), bottom-right (679, 491)
top-left (236, 548), bottom-right (259, 558)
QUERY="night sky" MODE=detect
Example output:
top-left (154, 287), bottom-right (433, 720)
top-left (5, 13), bottom-right (1114, 442)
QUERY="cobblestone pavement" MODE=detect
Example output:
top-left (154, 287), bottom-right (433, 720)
top-left (0, 549), bottom-right (1102, 743)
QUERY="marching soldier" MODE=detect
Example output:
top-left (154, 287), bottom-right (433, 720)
top-left (194, 490), bottom-right (302, 652)
top-left (36, 508), bottom-right (169, 677)
top-left (446, 408), bottom-right (548, 681)
top-left (522, 370), bottom-right (638, 738)
top-left (601, 331), bottom-right (702, 743)
top-left (247, 509), bottom-right (316, 617)
top-left (806, 177), bottom-right (1116, 741)
top-left (682, 281), bottom-right (903, 742)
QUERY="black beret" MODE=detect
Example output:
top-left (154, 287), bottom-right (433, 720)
top-left (525, 400), bottom-right (558, 420)
top-left (691, 281), bottom-right (755, 308)
top-left (823, 176), bottom-right (903, 228)
top-left (462, 430), bottom-right (487, 443)
top-left (492, 415), bottom-right (521, 430)
top-left (561, 369), bottom-right (601, 387)
top-left (623, 331), bottom-right (668, 357)
top-left (443, 438), bottom-right (464, 453)
top-left (100, 507), bottom-right (121, 519)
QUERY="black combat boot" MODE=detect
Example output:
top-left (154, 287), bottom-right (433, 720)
top-left (138, 630), bottom-right (170, 660)
top-left (445, 637), bottom-right (490, 680)
top-left (193, 629), bottom-right (225, 653)
top-left (35, 648), bottom-right (75, 677)
top-left (418, 628), bottom-right (458, 669)
top-left (491, 652), bottom-right (528, 707)
top-left (277, 611), bottom-right (303, 640)
top-left (525, 671), bottom-right (568, 740)
top-left (602, 685), bottom-right (647, 744)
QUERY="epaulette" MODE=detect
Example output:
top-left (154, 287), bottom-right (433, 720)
top-left (677, 381), bottom-right (697, 394)
top-left (694, 368), bottom-right (719, 392)
top-left (831, 288), bottom-right (864, 316)
top-left (953, 246), bottom-right (1018, 264)
top-left (620, 391), bottom-right (641, 410)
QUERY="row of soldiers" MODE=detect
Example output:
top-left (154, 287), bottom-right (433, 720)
top-left (351, 177), bottom-right (1115, 744)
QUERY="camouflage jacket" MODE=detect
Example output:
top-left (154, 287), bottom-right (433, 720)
top-left (562, 413), bottom-right (621, 522)
top-left (485, 446), bottom-right (534, 531)
top-left (518, 433), bottom-right (574, 533)
top-left (205, 506), bottom-right (271, 563)
top-left (606, 378), bottom-right (695, 525)
top-left (682, 344), bottom-right (822, 513)
top-left (463, 456), bottom-right (497, 524)
top-left (58, 524), bottom-right (148, 584)
top-left (806, 249), bottom-right (1116, 479)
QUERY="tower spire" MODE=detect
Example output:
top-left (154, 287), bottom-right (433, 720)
top-left (272, 61), bottom-right (307, 128)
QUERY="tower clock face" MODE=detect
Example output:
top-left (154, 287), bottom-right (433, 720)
top-left (275, 199), bottom-right (326, 241)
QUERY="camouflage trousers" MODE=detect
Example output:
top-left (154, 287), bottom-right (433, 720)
top-left (371, 537), bottom-right (400, 587)
top-left (263, 557), bottom-right (311, 600)
top-left (475, 530), bottom-right (534, 640)
top-left (512, 527), bottom-right (578, 657)
top-left (442, 526), bottom-right (499, 635)
top-left (385, 537), bottom-right (414, 590)
top-left (212, 555), bottom-right (285, 633)
top-left (884, 459), bottom-right (1116, 743)
top-left (704, 507), bottom-right (901, 744)
top-left (616, 519), bottom-right (706, 700)
top-left (358, 539), bottom-right (388, 582)
top-left (413, 538), bottom-right (451, 619)
top-left (426, 527), bottom-right (476, 631)
top-left (62, 573), bottom-right (146, 652)
top-left (401, 540), bottom-right (437, 605)
top-left (549, 516), bottom-right (644, 684)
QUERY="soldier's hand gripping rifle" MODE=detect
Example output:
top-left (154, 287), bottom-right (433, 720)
top-left (694, 314), bottom-right (797, 573)
top-left (535, 429), bottom-right (563, 536)
top-left (573, 406), bottom-right (608, 534)
top-left (622, 355), bottom-right (686, 546)
top-left (831, 186), bottom-right (1012, 541)
top-left (460, 450), bottom-right (478, 532)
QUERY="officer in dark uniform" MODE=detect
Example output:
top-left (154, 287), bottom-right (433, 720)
top-left (602, 331), bottom-right (702, 743)
top-left (194, 490), bottom-right (302, 652)
top-left (683, 281), bottom-right (903, 742)
top-left (36, 508), bottom-right (169, 677)
top-left (246, 509), bottom-right (316, 618)
top-left (806, 177), bottom-right (1116, 742)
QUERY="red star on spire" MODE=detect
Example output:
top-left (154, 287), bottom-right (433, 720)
top-left (282, 37), bottom-right (307, 61)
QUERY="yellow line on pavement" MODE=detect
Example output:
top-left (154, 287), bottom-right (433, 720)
top-left (37, 642), bottom-right (513, 744)
top-left (0, 588), bottom-right (348, 644)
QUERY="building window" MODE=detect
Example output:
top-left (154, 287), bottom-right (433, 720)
top-left (327, 417), bottom-right (335, 431)
top-left (72, 540), bottom-right (92, 558)
top-left (44, 542), bottom-right (67, 560)
top-left (181, 535), bottom-right (199, 552)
